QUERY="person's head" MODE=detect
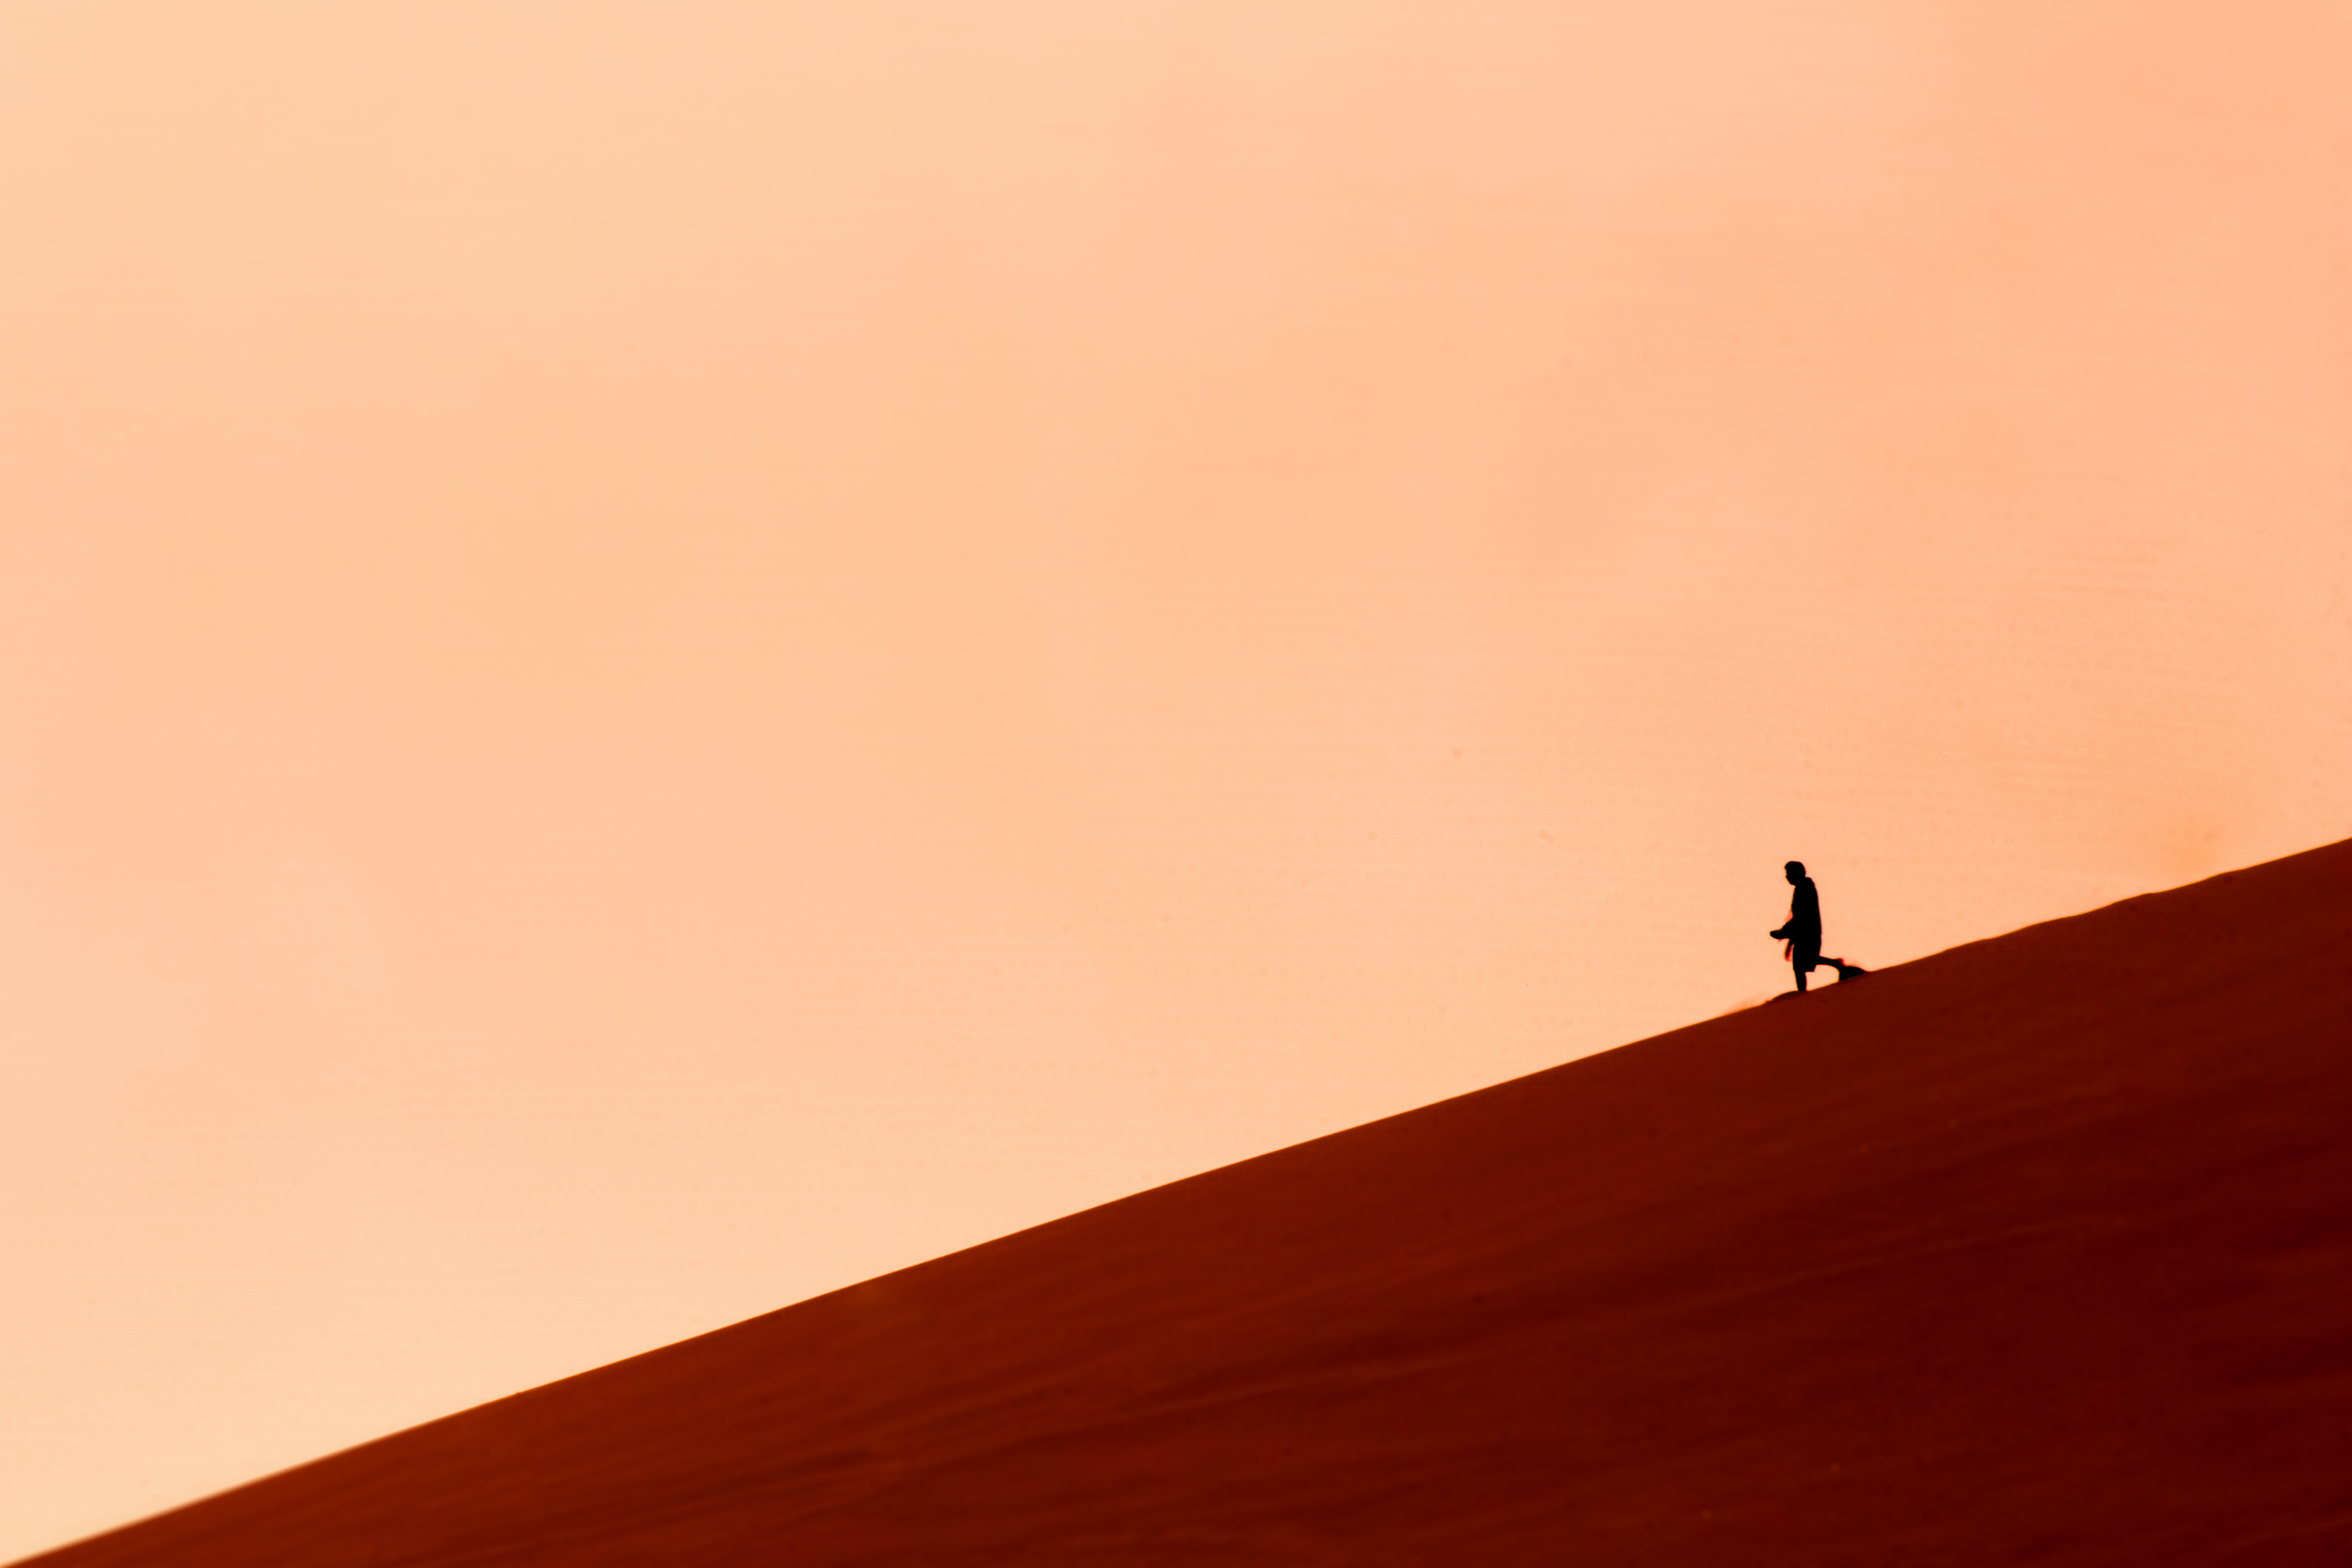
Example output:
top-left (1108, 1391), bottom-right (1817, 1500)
top-left (1784, 860), bottom-right (1806, 884)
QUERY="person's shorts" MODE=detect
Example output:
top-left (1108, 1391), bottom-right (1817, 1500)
top-left (1791, 941), bottom-right (1824, 972)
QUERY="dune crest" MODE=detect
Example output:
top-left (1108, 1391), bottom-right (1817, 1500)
top-left (21, 840), bottom-right (2352, 1567)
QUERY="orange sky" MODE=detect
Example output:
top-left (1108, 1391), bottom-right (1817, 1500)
top-left (3, 3), bottom-right (2347, 1557)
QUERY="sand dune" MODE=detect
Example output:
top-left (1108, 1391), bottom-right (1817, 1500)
top-left (21, 840), bottom-right (2351, 1566)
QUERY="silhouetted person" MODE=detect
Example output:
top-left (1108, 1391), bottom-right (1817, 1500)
top-left (1770, 861), bottom-right (1863, 993)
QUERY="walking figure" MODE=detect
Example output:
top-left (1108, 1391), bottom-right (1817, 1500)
top-left (1771, 861), bottom-right (1864, 993)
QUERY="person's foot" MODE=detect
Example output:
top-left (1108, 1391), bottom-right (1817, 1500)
top-left (1835, 962), bottom-right (1867, 981)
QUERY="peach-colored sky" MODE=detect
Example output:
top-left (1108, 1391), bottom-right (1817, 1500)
top-left (3, 2), bottom-right (2346, 1557)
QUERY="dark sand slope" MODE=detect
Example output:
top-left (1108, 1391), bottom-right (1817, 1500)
top-left (22, 842), bottom-right (2352, 1567)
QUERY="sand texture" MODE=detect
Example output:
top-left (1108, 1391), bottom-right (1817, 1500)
top-left (21, 840), bottom-right (2351, 1566)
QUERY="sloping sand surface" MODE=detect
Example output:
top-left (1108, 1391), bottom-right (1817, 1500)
top-left (21, 841), bottom-right (2351, 1566)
